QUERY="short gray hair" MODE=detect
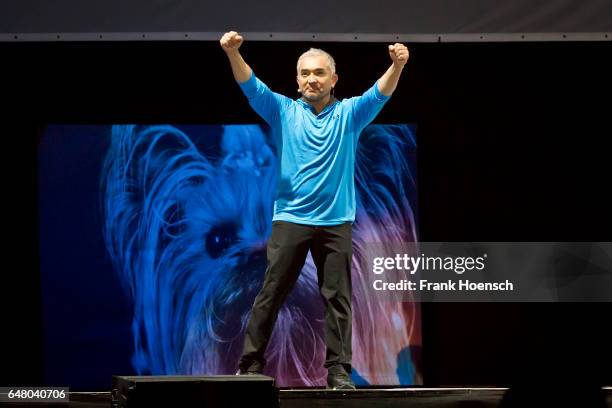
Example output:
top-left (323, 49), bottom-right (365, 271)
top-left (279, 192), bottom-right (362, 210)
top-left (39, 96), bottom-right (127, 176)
top-left (296, 48), bottom-right (336, 75)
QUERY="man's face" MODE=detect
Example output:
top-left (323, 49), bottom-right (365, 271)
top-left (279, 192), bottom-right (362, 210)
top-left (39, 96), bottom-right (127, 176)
top-left (296, 55), bottom-right (338, 103)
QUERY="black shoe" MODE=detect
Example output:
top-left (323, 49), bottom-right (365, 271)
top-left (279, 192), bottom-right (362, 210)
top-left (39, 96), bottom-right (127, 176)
top-left (235, 369), bottom-right (263, 375)
top-left (327, 372), bottom-right (356, 390)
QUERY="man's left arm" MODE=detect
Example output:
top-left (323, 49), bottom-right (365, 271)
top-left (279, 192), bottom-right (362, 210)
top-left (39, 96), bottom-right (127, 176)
top-left (377, 43), bottom-right (409, 96)
top-left (350, 43), bottom-right (409, 132)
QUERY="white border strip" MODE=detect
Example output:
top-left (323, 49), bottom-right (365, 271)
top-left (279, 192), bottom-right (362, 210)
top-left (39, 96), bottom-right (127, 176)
top-left (0, 32), bottom-right (610, 42)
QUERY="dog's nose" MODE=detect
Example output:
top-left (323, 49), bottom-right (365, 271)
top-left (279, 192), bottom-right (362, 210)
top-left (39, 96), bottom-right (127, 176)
top-left (246, 251), bottom-right (267, 267)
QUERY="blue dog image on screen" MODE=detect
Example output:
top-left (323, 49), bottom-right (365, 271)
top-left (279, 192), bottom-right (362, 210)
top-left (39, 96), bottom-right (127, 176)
top-left (101, 124), bottom-right (420, 386)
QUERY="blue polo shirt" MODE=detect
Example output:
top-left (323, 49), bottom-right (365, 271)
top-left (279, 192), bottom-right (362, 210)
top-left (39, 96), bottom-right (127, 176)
top-left (238, 72), bottom-right (390, 225)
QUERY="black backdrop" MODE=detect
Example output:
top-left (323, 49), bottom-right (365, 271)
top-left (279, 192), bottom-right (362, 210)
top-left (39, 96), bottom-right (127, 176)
top-left (2, 40), bottom-right (612, 389)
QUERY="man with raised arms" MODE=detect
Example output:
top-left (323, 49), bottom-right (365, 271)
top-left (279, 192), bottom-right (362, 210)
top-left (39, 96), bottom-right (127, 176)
top-left (220, 30), bottom-right (409, 390)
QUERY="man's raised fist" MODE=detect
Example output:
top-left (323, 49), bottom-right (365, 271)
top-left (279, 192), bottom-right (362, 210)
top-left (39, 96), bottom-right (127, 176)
top-left (220, 31), bottom-right (244, 52)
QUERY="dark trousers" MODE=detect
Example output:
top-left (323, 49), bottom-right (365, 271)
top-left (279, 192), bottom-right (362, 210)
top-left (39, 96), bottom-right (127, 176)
top-left (239, 220), bottom-right (353, 374)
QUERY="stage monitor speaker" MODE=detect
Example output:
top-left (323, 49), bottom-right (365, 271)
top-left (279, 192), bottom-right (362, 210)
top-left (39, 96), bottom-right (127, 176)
top-left (111, 375), bottom-right (279, 408)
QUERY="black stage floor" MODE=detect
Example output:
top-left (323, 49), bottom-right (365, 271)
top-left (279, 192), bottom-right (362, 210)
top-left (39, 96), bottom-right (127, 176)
top-left (57, 387), bottom-right (612, 408)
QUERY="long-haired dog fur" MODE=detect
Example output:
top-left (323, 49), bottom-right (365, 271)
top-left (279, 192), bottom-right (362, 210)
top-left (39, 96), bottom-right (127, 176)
top-left (101, 123), bottom-right (420, 386)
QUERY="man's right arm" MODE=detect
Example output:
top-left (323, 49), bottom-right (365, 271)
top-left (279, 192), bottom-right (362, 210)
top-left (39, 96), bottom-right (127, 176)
top-left (220, 31), bottom-right (252, 83)
top-left (220, 31), bottom-right (290, 126)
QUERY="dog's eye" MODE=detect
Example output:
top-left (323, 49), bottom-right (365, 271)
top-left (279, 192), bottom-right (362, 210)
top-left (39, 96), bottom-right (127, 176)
top-left (205, 223), bottom-right (238, 258)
